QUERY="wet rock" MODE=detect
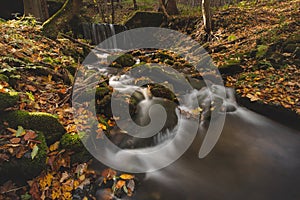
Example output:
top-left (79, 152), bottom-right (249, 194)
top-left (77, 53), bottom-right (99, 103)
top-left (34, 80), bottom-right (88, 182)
top-left (108, 54), bottom-right (135, 68)
top-left (0, 110), bottom-right (65, 144)
top-left (148, 84), bottom-right (177, 103)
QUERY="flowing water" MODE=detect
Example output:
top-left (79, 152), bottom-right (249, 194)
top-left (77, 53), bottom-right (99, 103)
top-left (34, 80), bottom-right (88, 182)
top-left (80, 26), bottom-right (300, 200)
top-left (82, 23), bottom-right (127, 46)
top-left (90, 70), bottom-right (300, 200)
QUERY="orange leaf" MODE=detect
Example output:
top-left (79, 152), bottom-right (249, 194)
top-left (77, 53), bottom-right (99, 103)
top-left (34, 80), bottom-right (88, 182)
top-left (26, 85), bottom-right (37, 92)
top-left (120, 174), bottom-right (135, 180)
top-left (115, 180), bottom-right (126, 189)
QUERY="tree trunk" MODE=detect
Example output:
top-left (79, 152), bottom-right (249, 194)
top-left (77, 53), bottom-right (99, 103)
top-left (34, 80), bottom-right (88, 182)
top-left (133, 0), bottom-right (138, 10)
top-left (165, 0), bottom-right (179, 15)
top-left (23, 0), bottom-right (49, 22)
top-left (202, 0), bottom-right (212, 35)
top-left (42, 0), bottom-right (82, 38)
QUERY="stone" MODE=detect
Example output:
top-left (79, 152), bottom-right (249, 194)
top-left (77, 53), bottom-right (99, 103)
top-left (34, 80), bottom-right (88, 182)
top-left (0, 132), bottom-right (47, 183)
top-left (0, 91), bottom-right (19, 111)
top-left (124, 11), bottom-right (165, 29)
top-left (0, 110), bottom-right (65, 144)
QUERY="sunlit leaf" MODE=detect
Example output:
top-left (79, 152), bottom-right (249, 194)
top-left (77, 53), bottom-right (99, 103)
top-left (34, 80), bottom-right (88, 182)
top-left (31, 145), bottom-right (39, 159)
top-left (120, 174), bottom-right (135, 180)
top-left (16, 126), bottom-right (25, 137)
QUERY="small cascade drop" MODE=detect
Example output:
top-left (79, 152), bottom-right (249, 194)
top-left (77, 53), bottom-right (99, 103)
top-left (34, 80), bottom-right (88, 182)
top-left (81, 23), bottom-right (127, 46)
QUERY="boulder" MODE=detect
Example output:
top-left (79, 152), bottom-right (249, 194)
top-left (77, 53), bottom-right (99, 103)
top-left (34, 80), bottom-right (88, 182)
top-left (124, 11), bottom-right (165, 29)
top-left (0, 132), bottom-right (47, 183)
top-left (0, 110), bottom-right (65, 144)
top-left (0, 91), bottom-right (19, 111)
top-left (60, 133), bottom-right (92, 164)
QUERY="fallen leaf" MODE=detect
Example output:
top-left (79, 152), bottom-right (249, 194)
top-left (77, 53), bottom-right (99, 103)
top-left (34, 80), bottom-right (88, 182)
top-left (10, 137), bottom-right (21, 144)
top-left (115, 180), bottom-right (126, 189)
top-left (120, 174), bottom-right (135, 180)
top-left (31, 145), bottom-right (39, 159)
top-left (24, 130), bottom-right (37, 141)
top-left (49, 141), bottom-right (60, 152)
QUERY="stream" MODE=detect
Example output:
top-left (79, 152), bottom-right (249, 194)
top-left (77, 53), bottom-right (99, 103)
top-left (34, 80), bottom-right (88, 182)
top-left (76, 25), bottom-right (300, 200)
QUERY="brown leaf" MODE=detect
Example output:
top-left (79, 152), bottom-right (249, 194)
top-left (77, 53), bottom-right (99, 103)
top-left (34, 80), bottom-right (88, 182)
top-left (10, 138), bottom-right (21, 144)
top-left (101, 168), bottom-right (116, 180)
top-left (29, 181), bottom-right (41, 200)
top-left (26, 85), bottom-right (37, 92)
top-left (24, 130), bottom-right (37, 141)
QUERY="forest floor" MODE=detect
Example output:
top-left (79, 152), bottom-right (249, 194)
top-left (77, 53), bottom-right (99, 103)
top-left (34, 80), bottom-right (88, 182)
top-left (0, 0), bottom-right (299, 199)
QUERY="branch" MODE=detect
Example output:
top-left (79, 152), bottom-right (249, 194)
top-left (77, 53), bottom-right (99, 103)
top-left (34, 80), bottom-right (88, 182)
top-left (42, 0), bottom-right (70, 27)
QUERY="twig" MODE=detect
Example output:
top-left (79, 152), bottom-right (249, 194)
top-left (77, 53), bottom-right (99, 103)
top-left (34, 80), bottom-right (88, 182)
top-left (1, 186), bottom-right (26, 194)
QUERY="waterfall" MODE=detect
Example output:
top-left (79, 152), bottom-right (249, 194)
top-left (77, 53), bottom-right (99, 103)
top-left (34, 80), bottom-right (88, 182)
top-left (81, 23), bottom-right (127, 46)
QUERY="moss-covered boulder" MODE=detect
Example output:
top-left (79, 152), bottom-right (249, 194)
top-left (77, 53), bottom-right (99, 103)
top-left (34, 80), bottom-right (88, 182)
top-left (0, 132), bottom-right (47, 183)
top-left (60, 133), bottom-right (92, 164)
top-left (108, 54), bottom-right (135, 68)
top-left (124, 11), bottom-right (165, 29)
top-left (0, 91), bottom-right (19, 111)
top-left (0, 110), bottom-right (65, 144)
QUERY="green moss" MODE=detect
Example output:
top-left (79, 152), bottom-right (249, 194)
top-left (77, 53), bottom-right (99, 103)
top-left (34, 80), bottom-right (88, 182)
top-left (60, 133), bottom-right (92, 163)
top-left (0, 132), bottom-right (47, 182)
top-left (0, 91), bottom-right (19, 111)
top-left (0, 74), bottom-right (9, 82)
top-left (60, 133), bottom-right (84, 151)
top-left (0, 110), bottom-right (65, 144)
top-left (108, 54), bottom-right (135, 68)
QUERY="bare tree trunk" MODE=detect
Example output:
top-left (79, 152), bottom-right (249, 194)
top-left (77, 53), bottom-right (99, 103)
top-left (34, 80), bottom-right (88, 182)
top-left (133, 0), bottom-right (138, 10)
top-left (202, 0), bottom-right (212, 35)
top-left (23, 0), bottom-right (49, 21)
top-left (165, 0), bottom-right (179, 15)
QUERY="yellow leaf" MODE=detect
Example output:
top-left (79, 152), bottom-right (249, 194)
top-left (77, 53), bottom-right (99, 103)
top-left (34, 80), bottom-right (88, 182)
top-left (63, 191), bottom-right (72, 200)
top-left (98, 123), bottom-right (107, 130)
top-left (120, 174), bottom-right (135, 180)
top-left (49, 141), bottom-right (60, 152)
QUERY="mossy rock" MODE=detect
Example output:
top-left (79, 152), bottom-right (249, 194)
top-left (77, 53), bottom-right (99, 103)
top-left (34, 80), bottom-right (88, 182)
top-left (60, 133), bottom-right (84, 151)
top-left (148, 84), bottom-right (177, 103)
top-left (0, 91), bottom-right (19, 111)
top-left (0, 110), bottom-right (65, 144)
top-left (0, 132), bottom-right (47, 183)
top-left (108, 54), bottom-right (135, 68)
top-left (60, 133), bottom-right (92, 164)
top-left (124, 11), bottom-right (165, 29)
top-left (219, 63), bottom-right (243, 75)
